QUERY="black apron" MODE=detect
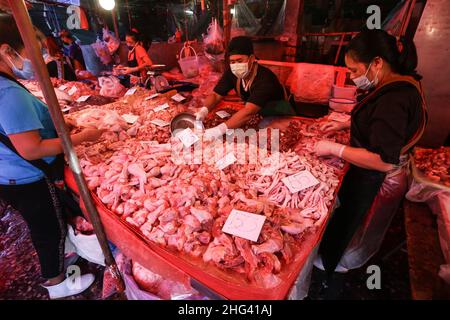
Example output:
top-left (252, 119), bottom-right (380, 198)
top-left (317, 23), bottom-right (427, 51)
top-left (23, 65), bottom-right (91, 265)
top-left (127, 47), bottom-right (139, 77)
top-left (319, 76), bottom-right (428, 276)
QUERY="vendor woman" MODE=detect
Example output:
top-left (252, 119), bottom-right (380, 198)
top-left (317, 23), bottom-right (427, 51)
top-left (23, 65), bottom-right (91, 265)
top-left (196, 36), bottom-right (295, 140)
top-left (121, 30), bottom-right (153, 79)
top-left (312, 29), bottom-right (427, 276)
top-left (0, 15), bottom-right (104, 299)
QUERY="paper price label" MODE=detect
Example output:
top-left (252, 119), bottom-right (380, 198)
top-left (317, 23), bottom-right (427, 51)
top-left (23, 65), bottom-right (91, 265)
top-left (76, 95), bottom-right (91, 102)
top-left (122, 114), bottom-right (139, 124)
top-left (68, 86), bottom-right (78, 96)
top-left (58, 84), bottom-right (68, 91)
top-left (125, 87), bottom-right (137, 96)
top-left (145, 93), bottom-right (160, 100)
top-left (222, 209), bottom-right (266, 242)
top-left (215, 152), bottom-right (237, 170)
top-left (216, 110), bottom-right (231, 119)
top-left (282, 170), bottom-right (320, 193)
top-left (176, 128), bottom-right (199, 148)
top-left (171, 93), bottom-right (186, 102)
top-left (150, 119), bottom-right (170, 127)
top-left (153, 103), bottom-right (170, 112)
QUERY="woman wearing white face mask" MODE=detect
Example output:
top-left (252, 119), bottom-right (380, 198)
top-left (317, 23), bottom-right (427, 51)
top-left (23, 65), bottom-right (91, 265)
top-left (0, 16), bottom-right (105, 299)
top-left (196, 36), bottom-right (295, 140)
top-left (312, 29), bottom-right (427, 281)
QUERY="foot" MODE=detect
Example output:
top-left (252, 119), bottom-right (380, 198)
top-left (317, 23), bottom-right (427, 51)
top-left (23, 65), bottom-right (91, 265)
top-left (43, 273), bottom-right (95, 299)
top-left (313, 255), bottom-right (348, 273)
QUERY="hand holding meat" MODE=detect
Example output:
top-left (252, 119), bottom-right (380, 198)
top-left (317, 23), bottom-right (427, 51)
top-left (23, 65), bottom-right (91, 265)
top-left (80, 128), bottom-right (106, 142)
top-left (320, 121), bottom-right (349, 133)
top-left (314, 140), bottom-right (346, 158)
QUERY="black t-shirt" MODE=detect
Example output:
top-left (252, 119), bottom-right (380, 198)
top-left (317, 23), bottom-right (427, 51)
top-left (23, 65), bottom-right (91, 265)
top-left (213, 64), bottom-right (285, 110)
top-left (68, 43), bottom-right (86, 69)
top-left (46, 60), bottom-right (77, 81)
top-left (351, 81), bottom-right (424, 165)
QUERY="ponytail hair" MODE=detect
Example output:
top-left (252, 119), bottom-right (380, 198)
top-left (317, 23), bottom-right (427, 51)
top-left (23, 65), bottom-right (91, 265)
top-left (346, 28), bottom-right (422, 80)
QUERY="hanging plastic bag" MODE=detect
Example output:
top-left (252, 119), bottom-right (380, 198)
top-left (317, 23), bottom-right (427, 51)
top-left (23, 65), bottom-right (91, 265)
top-left (178, 44), bottom-right (199, 78)
top-left (98, 76), bottom-right (126, 98)
top-left (203, 18), bottom-right (224, 56)
top-left (91, 39), bottom-right (113, 65)
top-left (103, 28), bottom-right (120, 55)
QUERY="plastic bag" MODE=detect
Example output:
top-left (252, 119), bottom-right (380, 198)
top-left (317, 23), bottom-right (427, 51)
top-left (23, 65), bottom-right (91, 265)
top-left (80, 45), bottom-right (106, 76)
top-left (68, 107), bottom-right (128, 131)
top-left (286, 63), bottom-right (335, 104)
top-left (91, 40), bottom-right (113, 65)
top-left (103, 28), bottom-right (120, 55)
top-left (203, 18), bottom-right (224, 55)
top-left (98, 76), bottom-right (126, 98)
top-left (65, 224), bottom-right (105, 266)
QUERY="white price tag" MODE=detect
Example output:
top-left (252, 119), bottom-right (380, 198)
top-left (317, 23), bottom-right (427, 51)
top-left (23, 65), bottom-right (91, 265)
top-left (328, 112), bottom-right (351, 123)
top-left (61, 106), bottom-right (72, 113)
top-left (175, 128), bottom-right (199, 148)
top-left (171, 93), bottom-right (186, 102)
top-left (215, 152), bottom-right (237, 170)
top-left (150, 119), bottom-right (170, 127)
top-left (145, 93), bottom-right (160, 100)
top-left (58, 84), bottom-right (68, 91)
top-left (76, 95), bottom-right (91, 102)
top-left (67, 86), bottom-right (78, 96)
top-left (222, 209), bottom-right (266, 242)
top-left (153, 103), bottom-right (170, 112)
top-left (216, 110), bottom-right (231, 119)
top-left (282, 170), bottom-right (320, 193)
top-left (125, 87), bottom-right (137, 96)
top-left (122, 114), bottom-right (139, 124)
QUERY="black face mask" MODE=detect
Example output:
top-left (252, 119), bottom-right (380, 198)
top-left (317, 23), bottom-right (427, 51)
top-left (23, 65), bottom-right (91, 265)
top-left (127, 44), bottom-right (136, 51)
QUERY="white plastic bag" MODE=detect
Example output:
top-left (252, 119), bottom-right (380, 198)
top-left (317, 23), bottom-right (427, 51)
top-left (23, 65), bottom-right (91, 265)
top-left (65, 225), bottom-right (105, 266)
top-left (98, 76), bottom-right (125, 98)
top-left (91, 40), bottom-right (113, 65)
top-left (203, 18), bottom-right (224, 55)
top-left (103, 28), bottom-right (120, 55)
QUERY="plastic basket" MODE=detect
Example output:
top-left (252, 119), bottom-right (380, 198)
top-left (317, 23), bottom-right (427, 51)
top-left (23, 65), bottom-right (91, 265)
top-left (178, 45), bottom-right (199, 78)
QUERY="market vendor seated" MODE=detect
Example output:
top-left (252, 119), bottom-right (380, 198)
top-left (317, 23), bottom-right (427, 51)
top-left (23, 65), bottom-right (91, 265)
top-left (119, 30), bottom-right (153, 79)
top-left (196, 36), bottom-right (295, 140)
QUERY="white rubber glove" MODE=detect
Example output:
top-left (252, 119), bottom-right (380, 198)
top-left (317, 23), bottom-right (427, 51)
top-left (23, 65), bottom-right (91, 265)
top-left (204, 123), bottom-right (228, 141)
top-left (195, 106), bottom-right (209, 121)
top-left (314, 140), bottom-right (346, 158)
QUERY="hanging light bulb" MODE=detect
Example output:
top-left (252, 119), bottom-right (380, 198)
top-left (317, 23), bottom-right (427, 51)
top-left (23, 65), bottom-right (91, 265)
top-left (99, 0), bottom-right (116, 10)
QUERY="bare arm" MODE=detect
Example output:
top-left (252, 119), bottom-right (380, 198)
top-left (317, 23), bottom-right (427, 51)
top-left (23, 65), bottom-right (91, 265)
top-left (224, 102), bottom-right (261, 129)
top-left (204, 92), bottom-right (223, 110)
top-left (8, 129), bottom-right (104, 161)
top-left (341, 146), bottom-right (394, 172)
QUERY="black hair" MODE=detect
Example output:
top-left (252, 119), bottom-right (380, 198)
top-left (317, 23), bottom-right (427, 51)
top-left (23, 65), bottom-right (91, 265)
top-left (346, 28), bottom-right (421, 80)
top-left (0, 14), bottom-right (24, 51)
top-left (126, 30), bottom-right (140, 42)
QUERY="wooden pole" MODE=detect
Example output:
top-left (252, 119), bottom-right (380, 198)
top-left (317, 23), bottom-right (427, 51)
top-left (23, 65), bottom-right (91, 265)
top-left (7, 0), bottom-right (124, 293)
top-left (223, 0), bottom-right (231, 49)
top-left (112, 8), bottom-right (120, 39)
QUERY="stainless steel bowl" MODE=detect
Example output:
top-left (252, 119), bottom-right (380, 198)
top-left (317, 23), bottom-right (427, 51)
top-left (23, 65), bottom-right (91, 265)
top-left (170, 112), bottom-right (197, 134)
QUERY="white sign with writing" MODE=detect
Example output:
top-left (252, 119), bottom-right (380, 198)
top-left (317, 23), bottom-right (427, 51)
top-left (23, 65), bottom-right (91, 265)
top-left (222, 209), bottom-right (266, 242)
top-left (125, 87), bottom-right (138, 96)
top-left (58, 84), bottom-right (68, 91)
top-left (122, 114), bottom-right (139, 124)
top-left (216, 110), bottom-right (231, 119)
top-left (176, 128), bottom-right (199, 148)
top-left (67, 86), bottom-right (78, 96)
top-left (76, 95), bottom-right (91, 102)
top-left (145, 93), bottom-right (160, 100)
top-left (171, 93), bottom-right (186, 102)
top-left (150, 119), bottom-right (170, 127)
top-left (153, 103), bottom-right (170, 112)
top-left (282, 170), bottom-right (320, 193)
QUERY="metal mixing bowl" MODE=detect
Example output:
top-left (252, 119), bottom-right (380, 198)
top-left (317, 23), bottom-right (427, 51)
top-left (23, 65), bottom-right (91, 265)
top-left (170, 112), bottom-right (197, 134)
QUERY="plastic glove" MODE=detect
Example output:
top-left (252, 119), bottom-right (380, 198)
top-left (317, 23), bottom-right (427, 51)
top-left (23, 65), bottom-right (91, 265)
top-left (204, 123), bottom-right (227, 141)
top-left (314, 140), bottom-right (346, 157)
top-left (320, 121), bottom-right (349, 133)
top-left (195, 106), bottom-right (209, 121)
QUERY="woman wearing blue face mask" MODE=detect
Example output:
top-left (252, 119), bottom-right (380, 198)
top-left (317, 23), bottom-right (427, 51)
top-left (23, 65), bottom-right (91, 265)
top-left (0, 15), bottom-right (105, 299)
top-left (312, 29), bottom-right (427, 281)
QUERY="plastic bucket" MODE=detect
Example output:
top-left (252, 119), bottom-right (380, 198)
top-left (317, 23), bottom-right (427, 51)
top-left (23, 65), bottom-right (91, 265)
top-left (178, 45), bottom-right (199, 78)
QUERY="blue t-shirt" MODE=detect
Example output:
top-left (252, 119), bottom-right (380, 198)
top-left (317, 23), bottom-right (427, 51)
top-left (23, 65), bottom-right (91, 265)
top-left (0, 76), bottom-right (57, 185)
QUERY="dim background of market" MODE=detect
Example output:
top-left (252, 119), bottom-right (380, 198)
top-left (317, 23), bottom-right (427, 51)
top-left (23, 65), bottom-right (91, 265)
top-left (0, 0), bottom-right (449, 300)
